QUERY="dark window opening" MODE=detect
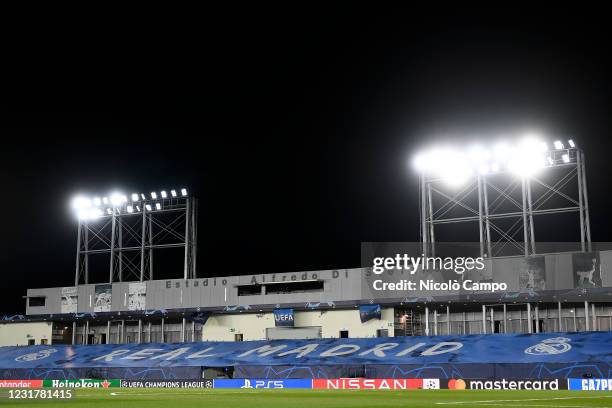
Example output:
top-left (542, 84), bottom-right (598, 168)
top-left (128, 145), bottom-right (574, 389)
top-left (29, 297), bottom-right (45, 307)
top-left (494, 321), bottom-right (502, 333)
top-left (376, 329), bottom-right (388, 337)
top-left (234, 333), bottom-right (243, 342)
top-left (265, 280), bottom-right (324, 295)
top-left (339, 330), bottom-right (349, 338)
top-left (28, 339), bottom-right (35, 345)
top-left (237, 284), bottom-right (262, 296)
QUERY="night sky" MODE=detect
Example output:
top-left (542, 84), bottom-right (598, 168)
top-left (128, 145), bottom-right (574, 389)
top-left (1, 9), bottom-right (612, 314)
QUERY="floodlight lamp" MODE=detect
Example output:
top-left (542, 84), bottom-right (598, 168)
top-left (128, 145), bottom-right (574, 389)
top-left (468, 145), bottom-right (490, 164)
top-left (127, 205), bottom-right (134, 213)
top-left (77, 209), bottom-right (89, 220)
top-left (562, 154), bottom-right (570, 163)
top-left (171, 189), bottom-right (177, 197)
top-left (89, 208), bottom-right (103, 220)
top-left (92, 197), bottom-right (101, 206)
top-left (136, 206), bottom-right (141, 212)
top-left (493, 142), bottom-right (510, 161)
top-left (518, 136), bottom-right (546, 153)
top-left (478, 164), bottom-right (490, 175)
top-left (181, 188), bottom-right (187, 196)
top-left (110, 193), bottom-right (123, 207)
top-left (151, 192), bottom-right (157, 199)
top-left (106, 208), bottom-right (112, 215)
top-left (568, 139), bottom-right (576, 148)
top-left (491, 163), bottom-right (500, 172)
top-left (102, 197), bottom-right (109, 205)
top-left (553, 140), bottom-right (564, 150)
top-left (145, 204), bottom-right (152, 211)
top-left (71, 196), bottom-right (91, 210)
top-left (412, 154), bottom-right (427, 172)
top-left (547, 157), bottom-right (554, 165)
top-left (141, 194), bottom-right (146, 200)
top-left (155, 202), bottom-right (161, 210)
top-left (131, 193), bottom-right (139, 202)
top-left (160, 190), bottom-right (167, 198)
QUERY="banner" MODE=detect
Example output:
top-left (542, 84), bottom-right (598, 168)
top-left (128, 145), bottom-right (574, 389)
top-left (94, 284), bottom-right (112, 312)
top-left (446, 378), bottom-right (562, 390)
top-left (573, 252), bottom-right (602, 288)
top-left (0, 380), bottom-right (42, 388)
top-left (313, 378), bottom-right (438, 389)
top-left (273, 308), bottom-right (294, 327)
top-left (2, 332), bottom-right (611, 369)
top-left (359, 304), bottom-right (381, 323)
top-left (128, 283), bottom-right (146, 311)
top-left (43, 379), bottom-right (119, 388)
top-left (519, 257), bottom-right (546, 290)
top-left (61, 287), bottom-right (78, 314)
top-left (214, 379), bottom-right (312, 389)
top-left (120, 380), bottom-right (213, 388)
top-left (568, 378), bottom-right (612, 390)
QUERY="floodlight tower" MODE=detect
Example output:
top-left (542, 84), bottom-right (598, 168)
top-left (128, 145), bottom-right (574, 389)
top-left (414, 137), bottom-right (591, 258)
top-left (72, 188), bottom-right (198, 285)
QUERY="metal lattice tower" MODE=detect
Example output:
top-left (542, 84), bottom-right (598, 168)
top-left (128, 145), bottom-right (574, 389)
top-left (74, 192), bottom-right (197, 285)
top-left (418, 143), bottom-right (591, 258)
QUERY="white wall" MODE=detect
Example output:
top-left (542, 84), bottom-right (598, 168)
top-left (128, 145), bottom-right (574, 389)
top-left (296, 308), bottom-right (394, 338)
top-left (203, 313), bottom-right (274, 341)
top-left (201, 308), bottom-right (394, 341)
top-left (0, 322), bottom-right (53, 346)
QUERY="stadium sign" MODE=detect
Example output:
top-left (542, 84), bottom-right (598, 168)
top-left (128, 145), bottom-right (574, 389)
top-left (568, 378), bottom-right (612, 391)
top-left (445, 379), bottom-right (564, 390)
top-left (274, 308), bottom-right (294, 327)
top-left (120, 380), bottom-right (213, 388)
top-left (43, 379), bottom-right (119, 388)
top-left (214, 379), bottom-right (312, 389)
top-left (312, 378), bottom-right (440, 390)
top-left (0, 380), bottom-right (42, 388)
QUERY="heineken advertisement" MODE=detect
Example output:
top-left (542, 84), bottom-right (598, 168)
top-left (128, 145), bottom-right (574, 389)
top-left (43, 379), bottom-right (120, 388)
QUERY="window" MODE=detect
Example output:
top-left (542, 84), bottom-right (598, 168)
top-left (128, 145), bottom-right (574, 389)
top-left (265, 280), bottom-right (324, 295)
top-left (28, 339), bottom-right (35, 345)
top-left (376, 329), bottom-right (388, 337)
top-left (238, 281), bottom-right (325, 296)
top-left (237, 284), bottom-right (262, 296)
top-left (339, 330), bottom-right (349, 338)
top-left (28, 297), bottom-right (45, 307)
top-left (40, 339), bottom-right (48, 345)
top-left (234, 333), bottom-right (243, 342)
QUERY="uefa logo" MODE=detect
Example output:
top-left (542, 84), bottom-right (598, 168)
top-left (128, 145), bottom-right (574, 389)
top-left (15, 348), bottom-right (58, 362)
top-left (524, 337), bottom-right (572, 355)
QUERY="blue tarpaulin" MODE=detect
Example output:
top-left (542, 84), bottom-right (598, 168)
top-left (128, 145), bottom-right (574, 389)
top-left (0, 332), bottom-right (610, 369)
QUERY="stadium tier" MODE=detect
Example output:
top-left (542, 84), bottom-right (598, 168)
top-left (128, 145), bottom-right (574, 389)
top-left (8, 247), bottom-right (612, 346)
top-left (0, 332), bottom-right (610, 380)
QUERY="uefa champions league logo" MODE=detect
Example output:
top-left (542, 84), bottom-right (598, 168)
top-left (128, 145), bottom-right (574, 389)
top-left (15, 348), bottom-right (57, 362)
top-left (524, 337), bottom-right (572, 355)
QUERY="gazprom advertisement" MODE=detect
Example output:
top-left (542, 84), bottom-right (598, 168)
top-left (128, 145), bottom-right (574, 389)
top-left (568, 378), bottom-right (612, 390)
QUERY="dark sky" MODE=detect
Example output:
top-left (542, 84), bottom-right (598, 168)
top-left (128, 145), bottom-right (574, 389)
top-left (1, 9), bottom-right (612, 314)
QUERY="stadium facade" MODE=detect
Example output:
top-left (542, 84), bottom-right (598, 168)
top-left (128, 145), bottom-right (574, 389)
top-left (17, 248), bottom-right (612, 346)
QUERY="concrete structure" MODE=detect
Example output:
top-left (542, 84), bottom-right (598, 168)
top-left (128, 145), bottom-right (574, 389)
top-left (0, 322), bottom-right (53, 346)
top-left (13, 247), bottom-right (612, 345)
